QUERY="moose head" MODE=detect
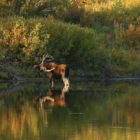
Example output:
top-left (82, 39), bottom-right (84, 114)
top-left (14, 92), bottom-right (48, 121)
top-left (39, 54), bottom-right (55, 72)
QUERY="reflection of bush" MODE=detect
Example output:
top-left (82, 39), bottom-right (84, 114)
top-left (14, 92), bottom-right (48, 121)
top-left (0, 81), bottom-right (140, 139)
top-left (66, 81), bottom-right (140, 127)
top-left (0, 102), bottom-right (39, 139)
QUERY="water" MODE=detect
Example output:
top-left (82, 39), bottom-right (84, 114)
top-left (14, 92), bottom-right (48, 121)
top-left (0, 80), bottom-right (140, 140)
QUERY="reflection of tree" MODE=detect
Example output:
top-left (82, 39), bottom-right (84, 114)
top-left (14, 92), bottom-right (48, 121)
top-left (68, 123), bottom-right (140, 140)
top-left (0, 102), bottom-right (39, 139)
top-left (110, 89), bottom-right (140, 127)
top-left (0, 81), bottom-right (140, 140)
top-left (0, 85), bottom-right (69, 139)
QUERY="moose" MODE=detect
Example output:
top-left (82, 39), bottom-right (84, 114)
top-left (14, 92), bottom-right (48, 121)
top-left (34, 54), bottom-right (69, 89)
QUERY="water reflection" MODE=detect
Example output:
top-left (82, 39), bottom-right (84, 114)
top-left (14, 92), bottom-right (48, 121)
top-left (38, 86), bottom-right (69, 108)
top-left (0, 81), bottom-right (139, 140)
top-left (37, 86), bottom-right (69, 128)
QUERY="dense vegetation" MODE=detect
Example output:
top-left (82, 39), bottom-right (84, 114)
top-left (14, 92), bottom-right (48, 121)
top-left (0, 0), bottom-right (140, 79)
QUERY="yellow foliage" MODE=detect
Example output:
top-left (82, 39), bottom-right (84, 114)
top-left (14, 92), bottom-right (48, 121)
top-left (123, 0), bottom-right (140, 8)
top-left (0, 19), bottom-right (49, 58)
top-left (77, 0), bottom-right (140, 12)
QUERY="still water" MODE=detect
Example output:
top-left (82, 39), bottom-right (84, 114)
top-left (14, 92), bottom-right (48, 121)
top-left (0, 80), bottom-right (140, 140)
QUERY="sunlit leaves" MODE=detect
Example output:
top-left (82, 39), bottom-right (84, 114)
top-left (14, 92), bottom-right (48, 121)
top-left (0, 18), bottom-right (50, 62)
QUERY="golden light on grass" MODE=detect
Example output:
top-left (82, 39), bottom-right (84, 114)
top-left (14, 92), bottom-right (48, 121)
top-left (81, 0), bottom-right (140, 12)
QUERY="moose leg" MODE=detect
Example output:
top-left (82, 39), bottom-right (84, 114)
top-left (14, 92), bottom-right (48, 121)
top-left (65, 78), bottom-right (69, 87)
top-left (50, 78), bottom-right (54, 89)
top-left (61, 71), bottom-right (69, 88)
top-left (62, 77), bottom-right (69, 88)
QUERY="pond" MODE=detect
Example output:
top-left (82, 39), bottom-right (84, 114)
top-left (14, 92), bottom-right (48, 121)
top-left (0, 80), bottom-right (140, 140)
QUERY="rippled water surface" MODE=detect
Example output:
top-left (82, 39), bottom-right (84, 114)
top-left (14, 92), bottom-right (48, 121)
top-left (0, 80), bottom-right (140, 140)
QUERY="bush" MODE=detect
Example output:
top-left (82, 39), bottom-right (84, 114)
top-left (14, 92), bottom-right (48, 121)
top-left (0, 17), bottom-right (139, 78)
top-left (0, 17), bottom-right (50, 64)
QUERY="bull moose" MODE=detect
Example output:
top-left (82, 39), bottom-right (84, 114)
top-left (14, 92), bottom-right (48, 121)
top-left (34, 54), bottom-right (70, 89)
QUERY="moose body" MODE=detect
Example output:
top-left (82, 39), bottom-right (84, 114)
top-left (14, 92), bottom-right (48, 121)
top-left (34, 55), bottom-right (69, 89)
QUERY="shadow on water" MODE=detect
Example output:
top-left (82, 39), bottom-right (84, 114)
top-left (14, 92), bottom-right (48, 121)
top-left (0, 80), bottom-right (140, 140)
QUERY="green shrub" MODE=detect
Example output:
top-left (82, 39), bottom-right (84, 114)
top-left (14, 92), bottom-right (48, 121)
top-left (0, 17), bottom-right (139, 78)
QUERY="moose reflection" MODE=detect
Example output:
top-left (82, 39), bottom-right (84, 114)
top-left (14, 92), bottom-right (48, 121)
top-left (38, 86), bottom-right (69, 108)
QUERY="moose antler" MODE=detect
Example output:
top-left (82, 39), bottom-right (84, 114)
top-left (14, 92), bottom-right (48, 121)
top-left (41, 54), bottom-right (48, 64)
